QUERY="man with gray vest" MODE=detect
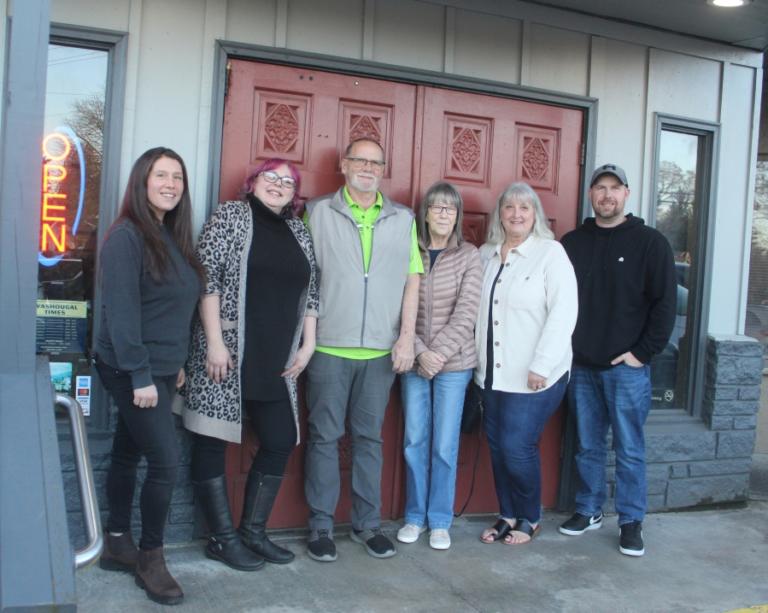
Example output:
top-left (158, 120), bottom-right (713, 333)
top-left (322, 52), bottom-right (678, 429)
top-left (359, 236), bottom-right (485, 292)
top-left (303, 138), bottom-right (423, 561)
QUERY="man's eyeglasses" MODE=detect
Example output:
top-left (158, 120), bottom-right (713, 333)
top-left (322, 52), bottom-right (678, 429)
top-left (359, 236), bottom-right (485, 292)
top-left (260, 170), bottom-right (297, 190)
top-left (427, 204), bottom-right (458, 216)
top-left (345, 157), bottom-right (386, 172)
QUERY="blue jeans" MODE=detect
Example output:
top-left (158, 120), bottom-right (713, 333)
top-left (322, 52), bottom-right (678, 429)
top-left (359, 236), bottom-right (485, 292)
top-left (482, 373), bottom-right (568, 524)
top-left (400, 369), bottom-right (472, 529)
top-left (569, 364), bottom-right (652, 525)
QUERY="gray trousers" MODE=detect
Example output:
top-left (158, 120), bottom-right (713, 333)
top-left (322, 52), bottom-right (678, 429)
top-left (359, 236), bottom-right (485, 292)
top-left (304, 352), bottom-right (396, 531)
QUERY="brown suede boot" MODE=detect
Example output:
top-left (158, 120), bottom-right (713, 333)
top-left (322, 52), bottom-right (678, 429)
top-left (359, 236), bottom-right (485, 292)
top-left (135, 547), bottom-right (184, 606)
top-left (99, 531), bottom-right (138, 572)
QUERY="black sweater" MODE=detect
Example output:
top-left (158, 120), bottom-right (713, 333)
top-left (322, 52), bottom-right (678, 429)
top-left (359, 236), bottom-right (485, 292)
top-left (95, 220), bottom-right (200, 388)
top-left (241, 195), bottom-right (310, 400)
top-left (560, 214), bottom-right (677, 368)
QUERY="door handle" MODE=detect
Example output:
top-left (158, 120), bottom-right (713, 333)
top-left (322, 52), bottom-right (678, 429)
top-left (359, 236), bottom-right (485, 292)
top-left (55, 394), bottom-right (103, 569)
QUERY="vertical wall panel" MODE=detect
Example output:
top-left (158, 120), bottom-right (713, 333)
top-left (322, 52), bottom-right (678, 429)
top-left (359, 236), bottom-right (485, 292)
top-left (225, 0), bottom-right (276, 46)
top-left (0, 0), bottom-right (7, 121)
top-left (589, 36), bottom-right (648, 216)
top-left (647, 49), bottom-right (721, 122)
top-left (526, 23), bottom-right (589, 95)
top-left (372, 0), bottom-right (444, 71)
top-left (709, 64), bottom-right (757, 334)
top-left (131, 0), bottom-right (206, 173)
top-left (50, 0), bottom-right (130, 30)
top-left (287, 0), bottom-right (364, 58)
top-left (453, 8), bottom-right (521, 83)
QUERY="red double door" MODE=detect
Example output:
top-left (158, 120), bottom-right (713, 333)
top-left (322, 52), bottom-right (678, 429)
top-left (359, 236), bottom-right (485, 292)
top-left (220, 59), bottom-right (584, 528)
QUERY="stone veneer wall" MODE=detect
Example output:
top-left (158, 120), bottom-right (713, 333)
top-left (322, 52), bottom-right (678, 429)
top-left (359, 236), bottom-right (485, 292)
top-left (603, 334), bottom-right (762, 513)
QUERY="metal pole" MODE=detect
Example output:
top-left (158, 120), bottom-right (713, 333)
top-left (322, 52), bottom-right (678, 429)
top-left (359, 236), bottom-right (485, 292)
top-left (0, 0), bottom-right (77, 610)
top-left (56, 395), bottom-right (103, 569)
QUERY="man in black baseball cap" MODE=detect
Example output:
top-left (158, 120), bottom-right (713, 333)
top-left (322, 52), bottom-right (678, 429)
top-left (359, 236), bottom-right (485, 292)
top-left (558, 162), bottom-right (676, 557)
top-left (589, 163), bottom-right (628, 188)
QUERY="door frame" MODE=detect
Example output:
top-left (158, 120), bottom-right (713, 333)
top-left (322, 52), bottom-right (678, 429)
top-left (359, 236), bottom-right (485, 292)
top-left (207, 40), bottom-right (600, 511)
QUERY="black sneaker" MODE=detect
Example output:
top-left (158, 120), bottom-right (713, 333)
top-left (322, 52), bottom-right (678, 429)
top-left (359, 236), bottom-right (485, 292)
top-left (307, 529), bottom-right (337, 562)
top-left (619, 521), bottom-right (645, 557)
top-left (558, 511), bottom-right (603, 536)
top-left (350, 528), bottom-right (397, 559)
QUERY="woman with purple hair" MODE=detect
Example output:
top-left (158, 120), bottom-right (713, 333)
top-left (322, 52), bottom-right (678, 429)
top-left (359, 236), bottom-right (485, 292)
top-left (180, 159), bottom-right (318, 570)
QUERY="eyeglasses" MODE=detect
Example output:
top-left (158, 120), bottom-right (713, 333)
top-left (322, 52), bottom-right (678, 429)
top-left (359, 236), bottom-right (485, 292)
top-left (345, 157), bottom-right (386, 172)
top-left (260, 170), bottom-right (297, 190)
top-left (427, 204), bottom-right (458, 216)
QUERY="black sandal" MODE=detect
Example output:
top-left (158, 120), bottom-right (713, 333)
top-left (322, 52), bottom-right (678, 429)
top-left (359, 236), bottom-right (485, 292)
top-left (480, 519), bottom-right (513, 543)
top-left (503, 519), bottom-right (541, 545)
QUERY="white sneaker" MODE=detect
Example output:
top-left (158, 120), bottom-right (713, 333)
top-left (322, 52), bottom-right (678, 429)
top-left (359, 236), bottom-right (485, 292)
top-left (397, 523), bottom-right (426, 543)
top-left (429, 529), bottom-right (451, 550)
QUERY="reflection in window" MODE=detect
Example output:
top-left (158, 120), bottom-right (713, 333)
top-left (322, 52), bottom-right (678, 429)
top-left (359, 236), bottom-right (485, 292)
top-left (746, 160), bottom-right (768, 369)
top-left (652, 129), bottom-right (702, 410)
top-left (36, 44), bottom-right (108, 415)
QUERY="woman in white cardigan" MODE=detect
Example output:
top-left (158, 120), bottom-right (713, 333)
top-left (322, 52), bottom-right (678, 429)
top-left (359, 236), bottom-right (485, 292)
top-left (475, 182), bottom-right (577, 545)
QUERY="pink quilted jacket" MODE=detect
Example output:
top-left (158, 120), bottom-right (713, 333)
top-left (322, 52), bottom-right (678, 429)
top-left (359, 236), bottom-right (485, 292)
top-left (413, 239), bottom-right (483, 373)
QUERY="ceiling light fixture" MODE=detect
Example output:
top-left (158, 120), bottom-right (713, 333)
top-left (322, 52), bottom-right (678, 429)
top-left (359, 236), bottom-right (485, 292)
top-left (707, 0), bottom-right (751, 7)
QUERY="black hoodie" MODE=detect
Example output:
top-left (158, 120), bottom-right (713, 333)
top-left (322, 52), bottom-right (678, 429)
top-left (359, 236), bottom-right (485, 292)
top-left (561, 214), bottom-right (677, 368)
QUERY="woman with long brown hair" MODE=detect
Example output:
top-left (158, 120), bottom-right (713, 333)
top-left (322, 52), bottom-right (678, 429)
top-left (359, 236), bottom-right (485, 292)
top-left (95, 147), bottom-right (203, 606)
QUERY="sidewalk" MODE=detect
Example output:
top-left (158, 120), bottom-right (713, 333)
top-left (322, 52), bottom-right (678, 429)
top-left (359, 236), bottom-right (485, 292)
top-left (76, 499), bottom-right (768, 613)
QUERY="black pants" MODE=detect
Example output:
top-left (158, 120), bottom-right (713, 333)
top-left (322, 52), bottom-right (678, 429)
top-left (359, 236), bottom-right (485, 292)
top-left (97, 360), bottom-right (180, 550)
top-left (191, 397), bottom-right (296, 482)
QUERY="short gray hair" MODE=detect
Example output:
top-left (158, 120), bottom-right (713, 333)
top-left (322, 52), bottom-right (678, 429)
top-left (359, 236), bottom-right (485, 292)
top-left (486, 182), bottom-right (554, 244)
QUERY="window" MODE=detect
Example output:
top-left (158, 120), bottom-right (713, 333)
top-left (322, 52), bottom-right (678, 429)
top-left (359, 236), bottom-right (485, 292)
top-left (746, 159), bottom-right (768, 369)
top-left (650, 116), bottom-right (718, 413)
top-left (38, 28), bottom-right (125, 428)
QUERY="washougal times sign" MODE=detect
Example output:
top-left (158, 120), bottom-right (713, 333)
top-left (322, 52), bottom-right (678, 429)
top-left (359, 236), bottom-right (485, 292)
top-left (39, 126), bottom-right (86, 267)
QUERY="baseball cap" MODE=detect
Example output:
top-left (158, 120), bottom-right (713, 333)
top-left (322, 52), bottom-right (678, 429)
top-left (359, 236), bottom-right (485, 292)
top-left (589, 163), bottom-right (628, 188)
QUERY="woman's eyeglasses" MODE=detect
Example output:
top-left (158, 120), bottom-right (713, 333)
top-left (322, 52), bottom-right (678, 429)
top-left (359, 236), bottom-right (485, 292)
top-left (427, 204), bottom-right (458, 216)
top-left (260, 170), bottom-right (297, 190)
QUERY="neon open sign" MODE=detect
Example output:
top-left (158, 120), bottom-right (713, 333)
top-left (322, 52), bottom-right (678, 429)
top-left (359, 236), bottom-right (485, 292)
top-left (39, 126), bottom-right (86, 267)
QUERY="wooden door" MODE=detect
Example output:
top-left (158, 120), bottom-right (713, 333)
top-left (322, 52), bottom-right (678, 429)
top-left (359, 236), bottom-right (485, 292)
top-left (220, 61), bottom-right (417, 209)
top-left (414, 86), bottom-right (584, 509)
top-left (220, 60), bottom-right (417, 528)
top-left (218, 59), bottom-right (584, 528)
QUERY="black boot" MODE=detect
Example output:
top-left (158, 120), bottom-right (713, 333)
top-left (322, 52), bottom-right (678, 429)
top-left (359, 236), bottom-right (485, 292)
top-left (239, 471), bottom-right (295, 564)
top-left (194, 476), bottom-right (265, 571)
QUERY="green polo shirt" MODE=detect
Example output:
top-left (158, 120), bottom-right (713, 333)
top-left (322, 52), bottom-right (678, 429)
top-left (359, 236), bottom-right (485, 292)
top-left (315, 187), bottom-right (423, 360)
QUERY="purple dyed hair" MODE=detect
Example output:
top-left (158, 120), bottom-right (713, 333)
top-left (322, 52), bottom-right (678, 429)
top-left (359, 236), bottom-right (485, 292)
top-left (241, 158), bottom-right (303, 217)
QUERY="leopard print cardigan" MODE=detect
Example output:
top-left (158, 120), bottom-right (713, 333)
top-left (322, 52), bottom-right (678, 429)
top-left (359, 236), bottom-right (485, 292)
top-left (176, 200), bottom-right (319, 444)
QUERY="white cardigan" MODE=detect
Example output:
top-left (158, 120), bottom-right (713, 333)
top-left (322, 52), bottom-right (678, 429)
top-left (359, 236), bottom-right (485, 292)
top-left (474, 236), bottom-right (578, 394)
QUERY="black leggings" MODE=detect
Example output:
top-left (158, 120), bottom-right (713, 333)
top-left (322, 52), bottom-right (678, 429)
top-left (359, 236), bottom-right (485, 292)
top-left (97, 360), bottom-right (180, 550)
top-left (191, 397), bottom-right (296, 482)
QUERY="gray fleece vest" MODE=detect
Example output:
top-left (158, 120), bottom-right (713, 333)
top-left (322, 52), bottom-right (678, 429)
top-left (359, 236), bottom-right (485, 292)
top-left (306, 188), bottom-right (414, 350)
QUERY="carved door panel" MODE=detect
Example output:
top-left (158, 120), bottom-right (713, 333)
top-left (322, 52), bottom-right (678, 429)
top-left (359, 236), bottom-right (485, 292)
top-left (219, 60), bottom-right (417, 528)
top-left (415, 86), bottom-right (584, 509)
top-left (220, 60), bottom-right (416, 208)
